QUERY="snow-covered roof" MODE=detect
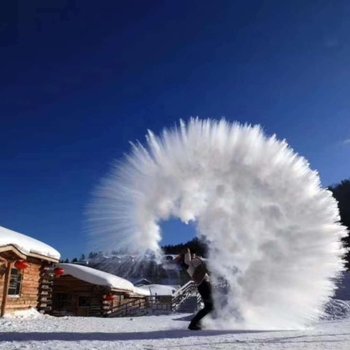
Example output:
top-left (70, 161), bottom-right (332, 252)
top-left (133, 286), bottom-right (151, 296)
top-left (138, 284), bottom-right (179, 296)
top-left (0, 226), bottom-right (60, 261)
top-left (59, 263), bottom-right (150, 295)
top-left (134, 278), bottom-right (152, 286)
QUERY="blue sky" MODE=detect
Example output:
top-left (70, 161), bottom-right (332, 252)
top-left (0, 1), bottom-right (349, 259)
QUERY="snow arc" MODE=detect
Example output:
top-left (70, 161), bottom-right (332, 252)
top-left (89, 118), bottom-right (347, 329)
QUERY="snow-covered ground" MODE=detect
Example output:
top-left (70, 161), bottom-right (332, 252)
top-left (1, 309), bottom-right (350, 350)
top-left (1, 274), bottom-right (350, 349)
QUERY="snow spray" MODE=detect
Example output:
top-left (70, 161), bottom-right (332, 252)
top-left (88, 118), bottom-right (347, 329)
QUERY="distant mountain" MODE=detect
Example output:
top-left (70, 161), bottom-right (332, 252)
top-left (73, 237), bottom-right (208, 284)
top-left (86, 253), bottom-right (189, 285)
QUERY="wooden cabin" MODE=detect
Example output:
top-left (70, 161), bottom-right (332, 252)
top-left (0, 226), bottom-right (60, 316)
top-left (52, 263), bottom-right (150, 317)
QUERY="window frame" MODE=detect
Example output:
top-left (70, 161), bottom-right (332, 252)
top-left (8, 268), bottom-right (23, 297)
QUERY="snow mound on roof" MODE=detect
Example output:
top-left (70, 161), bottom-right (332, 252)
top-left (59, 263), bottom-right (150, 295)
top-left (0, 226), bottom-right (60, 260)
top-left (133, 286), bottom-right (151, 296)
top-left (138, 284), bottom-right (179, 296)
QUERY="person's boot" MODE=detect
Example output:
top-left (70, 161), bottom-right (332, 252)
top-left (188, 323), bottom-right (201, 330)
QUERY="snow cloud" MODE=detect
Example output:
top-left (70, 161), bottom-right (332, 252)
top-left (89, 118), bottom-right (347, 330)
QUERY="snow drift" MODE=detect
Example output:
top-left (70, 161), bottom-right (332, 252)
top-left (89, 118), bottom-right (347, 329)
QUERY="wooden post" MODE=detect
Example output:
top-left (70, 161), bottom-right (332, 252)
top-left (1, 261), bottom-right (12, 317)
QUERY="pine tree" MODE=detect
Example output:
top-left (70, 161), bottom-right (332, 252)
top-left (329, 179), bottom-right (350, 269)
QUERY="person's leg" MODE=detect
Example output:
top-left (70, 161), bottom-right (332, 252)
top-left (188, 280), bottom-right (213, 330)
top-left (188, 303), bottom-right (213, 329)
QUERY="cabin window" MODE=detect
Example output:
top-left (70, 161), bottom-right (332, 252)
top-left (8, 268), bottom-right (23, 296)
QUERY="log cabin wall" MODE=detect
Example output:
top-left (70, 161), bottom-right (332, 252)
top-left (0, 259), bottom-right (6, 291)
top-left (52, 275), bottom-right (106, 317)
top-left (13, 258), bottom-right (39, 311)
top-left (2, 257), bottom-right (41, 313)
top-left (0, 255), bottom-right (53, 315)
top-left (52, 274), bottom-right (148, 317)
top-left (0, 252), bottom-right (53, 315)
top-left (37, 262), bottom-right (55, 314)
top-left (0, 258), bottom-right (7, 309)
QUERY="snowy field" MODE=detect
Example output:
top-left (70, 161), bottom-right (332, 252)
top-left (1, 310), bottom-right (350, 350)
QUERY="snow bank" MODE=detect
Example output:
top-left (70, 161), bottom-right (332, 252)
top-left (0, 226), bottom-right (60, 260)
top-left (3, 307), bottom-right (43, 319)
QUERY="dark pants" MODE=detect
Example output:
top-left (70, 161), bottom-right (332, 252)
top-left (189, 279), bottom-right (213, 327)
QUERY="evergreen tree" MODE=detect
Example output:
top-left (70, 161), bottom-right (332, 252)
top-left (162, 237), bottom-right (207, 257)
top-left (329, 179), bottom-right (350, 268)
top-left (88, 251), bottom-right (98, 259)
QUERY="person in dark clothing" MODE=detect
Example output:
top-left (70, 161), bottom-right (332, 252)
top-left (176, 248), bottom-right (214, 330)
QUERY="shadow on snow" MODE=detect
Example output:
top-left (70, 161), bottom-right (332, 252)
top-left (0, 329), bottom-right (265, 342)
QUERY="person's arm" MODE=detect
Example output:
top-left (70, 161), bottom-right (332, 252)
top-left (184, 248), bottom-right (192, 266)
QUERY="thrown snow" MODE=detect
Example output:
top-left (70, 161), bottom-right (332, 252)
top-left (89, 119), bottom-right (347, 329)
top-left (0, 226), bottom-right (60, 260)
top-left (1, 312), bottom-right (350, 350)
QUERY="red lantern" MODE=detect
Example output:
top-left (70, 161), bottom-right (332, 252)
top-left (54, 267), bottom-right (65, 277)
top-left (104, 294), bottom-right (114, 301)
top-left (14, 260), bottom-right (29, 270)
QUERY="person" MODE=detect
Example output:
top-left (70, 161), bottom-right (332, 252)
top-left (176, 248), bottom-right (213, 330)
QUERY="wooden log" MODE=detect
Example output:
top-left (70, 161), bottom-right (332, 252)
top-left (1, 261), bottom-right (12, 317)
